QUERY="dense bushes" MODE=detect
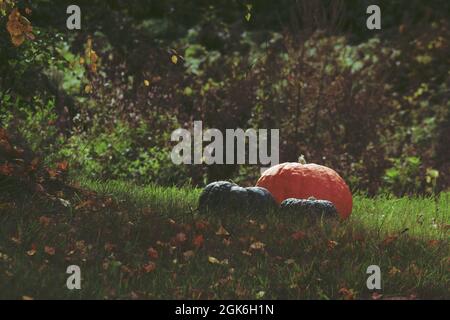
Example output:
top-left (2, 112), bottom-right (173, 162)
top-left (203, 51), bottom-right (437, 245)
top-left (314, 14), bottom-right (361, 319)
top-left (1, 0), bottom-right (449, 195)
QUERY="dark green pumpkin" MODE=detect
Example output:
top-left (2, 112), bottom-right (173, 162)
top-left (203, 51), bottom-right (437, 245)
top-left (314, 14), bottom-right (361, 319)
top-left (245, 187), bottom-right (277, 214)
top-left (198, 182), bottom-right (276, 214)
top-left (280, 198), bottom-right (338, 217)
top-left (199, 181), bottom-right (246, 214)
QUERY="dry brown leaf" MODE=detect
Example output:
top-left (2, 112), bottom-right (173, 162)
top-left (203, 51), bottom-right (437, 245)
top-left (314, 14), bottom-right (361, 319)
top-left (44, 246), bottom-right (56, 256)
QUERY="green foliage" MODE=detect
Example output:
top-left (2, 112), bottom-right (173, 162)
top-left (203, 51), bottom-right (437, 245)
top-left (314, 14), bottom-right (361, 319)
top-left (58, 119), bottom-right (190, 186)
top-left (383, 157), bottom-right (440, 195)
top-left (1, 0), bottom-right (449, 194)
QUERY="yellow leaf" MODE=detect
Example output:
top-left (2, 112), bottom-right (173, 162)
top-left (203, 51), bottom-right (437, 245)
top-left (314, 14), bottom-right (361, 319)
top-left (208, 256), bottom-right (220, 264)
top-left (90, 50), bottom-right (98, 63)
top-left (389, 266), bottom-right (401, 276)
top-left (171, 55), bottom-right (178, 65)
top-left (250, 241), bottom-right (265, 250)
top-left (85, 84), bottom-right (92, 94)
top-left (144, 80), bottom-right (150, 87)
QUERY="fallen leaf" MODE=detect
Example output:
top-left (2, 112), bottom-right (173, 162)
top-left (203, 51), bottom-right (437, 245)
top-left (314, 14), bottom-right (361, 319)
top-left (284, 259), bottom-right (296, 265)
top-left (143, 262), bottom-right (156, 273)
top-left (382, 235), bottom-right (398, 246)
top-left (208, 256), bottom-right (220, 264)
top-left (29, 158), bottom-right (40, 171)
top-left (0, 163), bottom-right (14, 176)
top-left (327, 240), bottom-right (338, 249)
top-left (235, 285), bottom-right (248, 297)
top-left (183, 250), bottom-right (195, 260)
top-left (175, 232), bottom-right (187, 244)
top-left (57, 160), bottom-right (69, 171)
top-left (338, 287), bottom-right (355, 300)
top-left (10, 237), bottom-right (21, 245)
top-left (130, 291), bottom-right (140, 300)
top-left (44, 246), bottom-right (56, 256)
top-left (121, 265), bottom-right (133, 274)
top-left (388, 266), bottom-right (401, 276)
top-left (27, 244), bottom-right (37, 256)
top-left (39, 216), bottom-right (51, 227)
top-left (216, 226), bottom-right (230, 236)
top-left (75, 200), bottom-right (95, 210)
top-left (104, 242), bottom-right (116, 252)
top-left (292, 231), bottom-right (306, 240)
top-left (428, 240), bottom-right (440, 247)
top-left (371, 292), bottom-right (383, 300)
top-left (250, 241), bottom-right (266, 251)
top-left (195, 220), bottom-right (209, 230)
top-left (193, 235), bottom-right (204, 248)
top-left (58, 198), bottom-right (71, 208)
top-left (147, 247), bottom-right (159, 259)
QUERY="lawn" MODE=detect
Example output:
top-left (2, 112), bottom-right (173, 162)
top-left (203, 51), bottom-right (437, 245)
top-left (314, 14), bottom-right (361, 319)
top-left (0, 179), bottom-right (448, 300)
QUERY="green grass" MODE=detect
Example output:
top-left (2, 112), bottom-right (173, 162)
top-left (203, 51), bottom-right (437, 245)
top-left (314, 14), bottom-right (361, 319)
top-left (0, 179), bottom-right (448, 300)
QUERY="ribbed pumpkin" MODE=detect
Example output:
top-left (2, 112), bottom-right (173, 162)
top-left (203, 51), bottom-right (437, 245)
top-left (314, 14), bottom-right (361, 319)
top-left (256, 160), bottom-right (353, 219)
top-left (280, 198), bottom-right (338, 218)
top-left (198, 181), bottom-right (277, 215)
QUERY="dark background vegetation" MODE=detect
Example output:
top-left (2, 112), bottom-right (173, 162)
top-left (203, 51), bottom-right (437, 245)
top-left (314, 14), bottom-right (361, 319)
top-left (1, 0), bottom-right (449, 196)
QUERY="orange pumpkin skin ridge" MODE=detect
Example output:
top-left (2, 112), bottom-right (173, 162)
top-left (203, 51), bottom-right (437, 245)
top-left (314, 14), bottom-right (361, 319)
top-left (256, 163), bottom-right (353, 219)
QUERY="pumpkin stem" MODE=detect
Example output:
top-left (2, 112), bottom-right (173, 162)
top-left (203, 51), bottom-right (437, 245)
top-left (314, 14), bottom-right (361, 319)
top-left (298, 155), bottom-right (307, 165)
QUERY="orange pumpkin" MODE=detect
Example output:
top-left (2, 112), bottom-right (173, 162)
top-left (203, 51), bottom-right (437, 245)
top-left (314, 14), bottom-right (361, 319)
top-left (256, 161), bottom-right (353, 219)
